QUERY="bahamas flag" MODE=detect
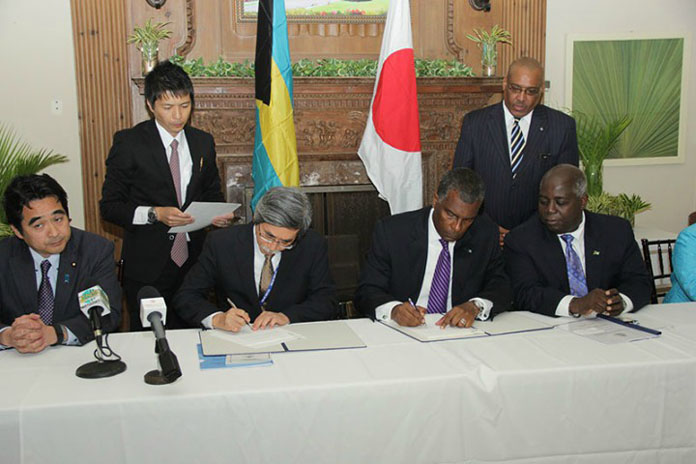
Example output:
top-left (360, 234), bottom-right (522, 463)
top-left (252, 0), bottom-right (299, 210)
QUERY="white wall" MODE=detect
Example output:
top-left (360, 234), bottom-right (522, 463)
top-left (545, 0), bottom-right (696, 234)
top-left (0, 0), bottom-right (84, 228)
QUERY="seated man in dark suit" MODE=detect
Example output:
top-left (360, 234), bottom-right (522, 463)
top-left (504, 164), bottom-right (651, 317)
top-left (0, 174), bottom-right (121, 353)
top-left (174, 187), bottom-right (337, 331)
top-left (355, 168), bottom-right (511, 328)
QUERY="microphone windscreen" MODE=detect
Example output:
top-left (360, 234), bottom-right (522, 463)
top-left (137, 286), bottom-right (161, 302)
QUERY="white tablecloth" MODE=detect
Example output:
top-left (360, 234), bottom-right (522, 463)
top-left (3, 304), bottom-right (696, 464)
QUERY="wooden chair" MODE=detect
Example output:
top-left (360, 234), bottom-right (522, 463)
top-left (640, 238), bottom-right (676, 304)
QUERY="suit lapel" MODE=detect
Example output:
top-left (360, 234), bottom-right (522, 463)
top-left (237, 225), bottom-right (260, 310)
top-left (488, 104), bottom-right (512, 170)
top-left (54, 232), bottom-right (79, 320)
top-left (451, 224), bottom-right (476, 302)
top-left (540, 221), bottom-right (571, 292)
top-left (144, 120), bottom-right (180, 206)
top-left (409, 208), bottom-right (430, 300)
top-left (582, 213), bottom-right (603, 290)
top-left (517, 105), bottom-right (548, 176)
top-left (11, 240), bottom-right (38, 313)
top-left (183, 126), bottom-right (202, 208)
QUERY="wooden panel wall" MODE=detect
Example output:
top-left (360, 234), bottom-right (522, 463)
top-left (71, 0), bottom-right (132, 246)
top-left (499, 0), bottom-right (547, 73)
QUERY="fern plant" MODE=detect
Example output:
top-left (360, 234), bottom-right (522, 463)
top-left (0, 124), bottom-right (69, 237)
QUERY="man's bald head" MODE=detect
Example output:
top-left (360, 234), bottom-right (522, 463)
top-left (503, 57), bottom-right (544, 119)
top-left (538, 164), bottom-right (588, 234)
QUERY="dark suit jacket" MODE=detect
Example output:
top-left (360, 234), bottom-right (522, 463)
top-left (354, 207), bottom-right (512, 319)
top-left (452, 103), bottom-right (579, 230)
top-left (100, 119), bottom-right (224, 283)
top-left (504, 211), bottom-right (652, 316)
top-left (173, 224), bottom-right (338, 325)
top-left (0, 228), bottom-right (122, 344)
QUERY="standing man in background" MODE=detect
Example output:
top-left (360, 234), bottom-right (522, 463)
top-left (453, 57), bottom-right (579, 245)
top-left (101, 61), bottom-right (234, 330)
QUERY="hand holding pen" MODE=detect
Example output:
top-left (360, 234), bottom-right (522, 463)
top-left (390, 298), bottom-right (426, 327)
top-left (211, 297), bottom-right (251, 333)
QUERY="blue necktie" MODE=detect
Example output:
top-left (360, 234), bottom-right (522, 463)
top-left (561, 234), bottom-right (588, 297)
top-left (427, 239), bottom-right (450, 314)
top-left (510, 118), bottom-right (526, 177)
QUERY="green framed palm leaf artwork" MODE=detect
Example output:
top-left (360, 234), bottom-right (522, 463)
top-left (569, 36), bottom-right (686, 164)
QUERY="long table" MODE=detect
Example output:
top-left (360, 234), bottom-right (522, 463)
top-left (3, 304), bottom-right (696, 463)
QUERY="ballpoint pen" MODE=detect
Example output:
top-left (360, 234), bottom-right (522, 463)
top-left (227, 297), bottom-right (252, 329)
top-left (408, 298), bottom-right (426, 326)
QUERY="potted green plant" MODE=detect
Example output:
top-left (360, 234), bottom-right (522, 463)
top-left (466, 25), bottom-right (512, 77)
top-left (0, 124), bottom-right (69, 237)
top-left (573, 111), bottom-right (651, 226)
top-left (127, 18), bottom-right (172, 75)
top-left (574, 111), bottom-right (631, 196)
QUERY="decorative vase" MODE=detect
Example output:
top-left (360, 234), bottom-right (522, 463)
top-left (481, 42), bottom-right (497, 77)
top-left (140, 43), bottom-right (159, 75)
top-left (583, 160), bottom-right (604, 197)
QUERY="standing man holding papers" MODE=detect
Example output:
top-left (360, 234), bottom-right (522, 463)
top-left (101, 61), bottom-right (234, 330)
top-left (504, 164), bottom-right (651, 317)
top-left (355, 168), bottom-right (512, 328)
top-left (174, 187), bottom-right (337, 331)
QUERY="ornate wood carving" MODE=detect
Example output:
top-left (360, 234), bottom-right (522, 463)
top-left (71, 0), bottom-right (132, 240)
top-left (133, 76), bottom-right (503, 221)
top-left (446, 0), bottom-right (466, 62)
top-left (174, 0), bottom-right (196, 57)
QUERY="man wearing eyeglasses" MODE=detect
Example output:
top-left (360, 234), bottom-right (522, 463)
top-left (173, 187), bottom-right (338, 331)
top-left (452, 57), bottom-right (579, 246)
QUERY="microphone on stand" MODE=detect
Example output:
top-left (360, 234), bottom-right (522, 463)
top-left (138, 286), bottom-right (182, 385)
top-left (75, 284), bottom-right (126, 379)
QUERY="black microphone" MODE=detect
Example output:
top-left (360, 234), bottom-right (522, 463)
top-left (75, 283), bottom-right (126, 379)
top-left (137, 286), bottom-right (182, 384)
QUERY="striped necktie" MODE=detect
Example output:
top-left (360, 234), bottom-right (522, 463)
top-left (426, 239), bottom-right (450, 314)
top-left (510, 118), bottom-right (526, 177)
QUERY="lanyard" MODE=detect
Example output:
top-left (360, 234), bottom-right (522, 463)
top-left (259, 266), bottom-right (278, 308)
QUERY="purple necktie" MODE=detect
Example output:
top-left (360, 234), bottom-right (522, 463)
top-left (38, 260), bottom-right (54, 324)
top-left (169, 139), bottom-right (188, 267)
top-left (427, 239), bottom-right (450, 314)
top-left (561, 234), bottom-right (588, 297)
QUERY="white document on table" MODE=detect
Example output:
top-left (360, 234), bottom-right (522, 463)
top-left (168, 202), bottom-right (240, 233)
top-left (382, 313), bottom-right (487, 342)
top-left (475, 311), bottom-right (553, 335)
top-left (207, 326), bottom-right (303, 347)
top-left (558, 317), bottom-right (660, 344)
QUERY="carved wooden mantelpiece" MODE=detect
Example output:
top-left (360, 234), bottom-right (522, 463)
top-left (133, 76), bottom-right (503, 220)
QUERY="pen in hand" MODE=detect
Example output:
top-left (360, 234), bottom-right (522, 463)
top-left (226, 297), bottom-right (252, 330)
top-left (408, 298), bottom-right (426, 326)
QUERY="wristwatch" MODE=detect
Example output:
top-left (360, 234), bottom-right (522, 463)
top-left (147, 207), bottom-right (158, 224)
top-left (51, 324), bottom-right (64, 346)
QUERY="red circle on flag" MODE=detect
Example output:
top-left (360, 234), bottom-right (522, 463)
top-left (372, 48), bottom-right (421, 152)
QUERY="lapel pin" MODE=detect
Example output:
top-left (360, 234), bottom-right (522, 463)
top-left (593, 250), bottom-right (600, 256)
top-left (540, 126), bottom-right (544, 131)
top-left (64, 274), bottom-right (70, 283)
top-left (200, 158), bottom-right (203, 170)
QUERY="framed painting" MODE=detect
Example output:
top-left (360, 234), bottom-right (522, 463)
top-left (236, 0), bottom-right (389, 24)
top-left (566, 34), bottom-right (689, 166)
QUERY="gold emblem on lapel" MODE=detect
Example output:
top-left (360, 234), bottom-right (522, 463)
top-left (592, 250), bottom-right (600, 256)
top-left (200, 158), bottom-right (203, 170)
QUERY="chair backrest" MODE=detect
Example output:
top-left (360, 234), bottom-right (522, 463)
top-left (641, 238), bottom-right (676, 304)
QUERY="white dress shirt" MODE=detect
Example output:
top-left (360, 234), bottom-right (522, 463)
top-left (502, 102), bottom-right (533, 161)
top-left (554, 212), bottom-right (634, 317)
top-left (375, 210), bottom-right (493, 321)
top-left (132, 120), bottom-right (193, 225)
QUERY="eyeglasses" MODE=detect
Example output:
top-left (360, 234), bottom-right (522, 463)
top-left (258, 227), bottom-right (297, 250)
top-left (507, 83), bottom-right (541, 96)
